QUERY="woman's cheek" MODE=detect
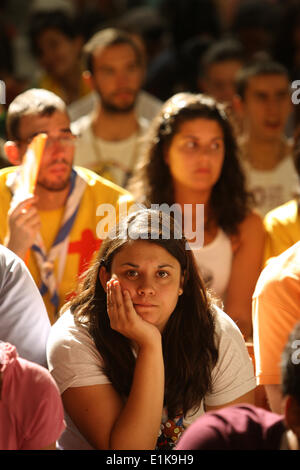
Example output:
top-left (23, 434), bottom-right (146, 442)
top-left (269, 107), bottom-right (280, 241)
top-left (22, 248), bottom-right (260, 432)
top-left (118, 279), bottom-right (134, 296)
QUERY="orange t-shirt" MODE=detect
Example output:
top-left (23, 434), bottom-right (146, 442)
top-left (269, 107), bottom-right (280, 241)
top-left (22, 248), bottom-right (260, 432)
top-left (253, 241), bottom-right (300, 385)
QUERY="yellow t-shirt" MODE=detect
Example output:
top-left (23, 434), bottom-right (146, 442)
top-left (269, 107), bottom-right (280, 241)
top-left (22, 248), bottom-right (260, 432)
top-left (263, 199), bottom-right (300, 266)
top-left (39, 73), bottom-right (91, 104)
top-left (0, 166), bottom-right (133, 324)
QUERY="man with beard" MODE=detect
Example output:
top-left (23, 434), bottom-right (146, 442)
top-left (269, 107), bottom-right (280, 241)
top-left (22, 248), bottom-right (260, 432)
top-left (0, 88), bottom-right (133, 324)
top-left (72, 28), bottom-right (150, 188)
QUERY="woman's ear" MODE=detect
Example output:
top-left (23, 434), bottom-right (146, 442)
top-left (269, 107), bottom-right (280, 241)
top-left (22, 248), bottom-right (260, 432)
top-left (4, 141), bottom-right (22, 165)
top-left (99, 266), bottom-right (110, 291)
top-left (179, 272), bottom-right (185, 295)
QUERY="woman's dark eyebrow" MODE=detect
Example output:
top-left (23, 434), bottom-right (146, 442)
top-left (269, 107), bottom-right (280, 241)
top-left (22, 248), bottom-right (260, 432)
top-left (181, 134), bottom-right (224, 140)
top-left (120, 262), bottom-right (175, 269)
top-left (121, 262), bottom-right (139, 267)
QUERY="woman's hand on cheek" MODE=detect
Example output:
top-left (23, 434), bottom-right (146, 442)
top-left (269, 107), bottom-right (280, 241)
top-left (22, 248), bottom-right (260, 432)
top-left (106, 277), bottom-right (161, 348)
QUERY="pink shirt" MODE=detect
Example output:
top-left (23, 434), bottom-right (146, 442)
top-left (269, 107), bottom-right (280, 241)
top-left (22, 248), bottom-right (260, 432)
top-left (0, 343), bottom-right (65, 450)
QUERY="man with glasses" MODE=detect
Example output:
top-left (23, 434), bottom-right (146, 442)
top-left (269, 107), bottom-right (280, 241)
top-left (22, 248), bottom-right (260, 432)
top-left (0, 88), bottom-right (133, 324)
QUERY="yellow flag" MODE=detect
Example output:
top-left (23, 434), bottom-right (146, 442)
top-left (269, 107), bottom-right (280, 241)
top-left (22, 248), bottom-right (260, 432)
top-left (13, 133), bottom-right (47, 205)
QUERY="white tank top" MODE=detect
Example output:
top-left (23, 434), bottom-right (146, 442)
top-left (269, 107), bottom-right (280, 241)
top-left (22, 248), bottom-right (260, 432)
top-left (192, 229), bottom-right (233, 300)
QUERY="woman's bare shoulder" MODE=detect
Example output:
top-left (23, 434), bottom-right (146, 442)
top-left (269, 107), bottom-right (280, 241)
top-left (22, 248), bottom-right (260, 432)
top-left (230, 211), bottom-right (265, 252)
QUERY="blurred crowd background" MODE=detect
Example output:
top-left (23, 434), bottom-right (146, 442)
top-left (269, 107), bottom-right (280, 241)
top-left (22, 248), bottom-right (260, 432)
top-left (1, 0), bottom-right (300, 139)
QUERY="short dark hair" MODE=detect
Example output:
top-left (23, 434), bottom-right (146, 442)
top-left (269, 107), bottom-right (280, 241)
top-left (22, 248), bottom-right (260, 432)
top-left (281, 322), bottom-right (300, 405)
top-left (200, 38), bottom-right (245, 77)
top-left (6, 88), bottom-right (67, 140)
top-left (235, 59), bottom-right (290, 99)
top-left (83, 27), bottom-right (143, 75)
top-left (29, 9), bottom-right (81, 57)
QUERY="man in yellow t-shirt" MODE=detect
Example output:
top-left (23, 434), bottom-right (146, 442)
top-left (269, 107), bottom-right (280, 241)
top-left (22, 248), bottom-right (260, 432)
top-left (0, 88), bottom-right (133, 324)
top-left (253, 242), bottom-right (300, 414)
top-left (263, 199), bottom-right (300, 265)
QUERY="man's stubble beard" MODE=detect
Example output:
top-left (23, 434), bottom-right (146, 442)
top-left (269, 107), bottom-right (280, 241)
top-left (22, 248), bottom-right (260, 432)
top-left (36, 166), bottom-right (72, 192)
top-left (97, 87), bottom-right (138, 114)
top-left (36, 178), bottom-right (70, 192)
top-left (101, 98), bottom-right (136, 114)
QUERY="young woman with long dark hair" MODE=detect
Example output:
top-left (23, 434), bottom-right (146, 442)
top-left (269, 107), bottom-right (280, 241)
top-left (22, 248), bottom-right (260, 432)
top-left (129, 93), bottom-right (265, 339)
top-left (47, 209), bottom-right (256, 450)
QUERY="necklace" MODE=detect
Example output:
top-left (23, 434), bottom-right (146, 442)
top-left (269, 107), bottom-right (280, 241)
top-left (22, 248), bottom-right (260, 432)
top-left (241, 137), bottom-right (288, 171)
top-left (89, 124), bottom-right (143, 187)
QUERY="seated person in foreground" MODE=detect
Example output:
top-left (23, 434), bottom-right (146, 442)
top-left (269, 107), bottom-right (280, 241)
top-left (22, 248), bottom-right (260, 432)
top-left (0, 245), bottom-right (50, 367)
top-left (176, 321), bottom-right (300, 450)
top-left (47, 209), bottom-right (256, 450)
top-left (253, 242), bottom-right (300, 414)
top-left (0, 341), bottom-right (65, 450)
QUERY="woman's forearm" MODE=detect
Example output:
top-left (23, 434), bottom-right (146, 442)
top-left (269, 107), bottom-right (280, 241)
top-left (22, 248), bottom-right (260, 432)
top-left (109, 340), bottom-right (165, 450)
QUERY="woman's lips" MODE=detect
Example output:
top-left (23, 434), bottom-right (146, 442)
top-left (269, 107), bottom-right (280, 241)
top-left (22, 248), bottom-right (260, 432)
top-left (194, 168), bottom-right (210, 174)
top-left (134, 303), bottom-right (157, 308)
top-left (264, 121), bottom-right (281, 129)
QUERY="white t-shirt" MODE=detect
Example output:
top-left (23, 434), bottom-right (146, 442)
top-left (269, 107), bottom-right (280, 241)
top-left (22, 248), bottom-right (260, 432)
top-left (47, 307), bottom-right (256, 450)
top-left (69, 90), bottom-right (162, 123)
top-left (241, 155), bottom-right (299, 216)
top-left (72, 116), bottom-right (149, 188)
top-left (0, 246), bottom-right (51, 367)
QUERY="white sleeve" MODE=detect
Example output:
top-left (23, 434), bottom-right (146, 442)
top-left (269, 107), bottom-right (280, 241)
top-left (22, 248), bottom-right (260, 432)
top-left (204, 308), bottom-right (256, 407)
top-left (47, 310), bottom-right (110, 394)
top-left (0, 246), bottom-right (50, 367)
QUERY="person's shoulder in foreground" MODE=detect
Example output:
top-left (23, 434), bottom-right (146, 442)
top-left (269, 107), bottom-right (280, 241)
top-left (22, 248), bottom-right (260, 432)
top-left (75, 165), bottom-right (133, 199)
top-left (0, 342), bottom-right (65, 450)
top-left (177, 320), bottom-right (300, 450)
top-left (74, 166), bottom-right (134, 234)
top-left (254, 240), bottom-right (300, 299)
top-left (0, 245), bottom-right (50, 367)
top-left (175, 404), bottom-right (285, 450)
top-left (253, 242), bottom-right (300, 387)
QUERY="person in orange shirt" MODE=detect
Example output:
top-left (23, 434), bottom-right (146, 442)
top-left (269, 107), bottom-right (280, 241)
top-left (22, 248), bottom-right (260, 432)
top-left (253, 241), bottom-right (300, 413)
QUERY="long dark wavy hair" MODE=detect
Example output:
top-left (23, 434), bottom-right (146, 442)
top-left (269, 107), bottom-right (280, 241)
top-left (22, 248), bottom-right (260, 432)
top-left (62, 209), bottom-right (218, 419)
top-left (128, 92), bottom-right (253, 235)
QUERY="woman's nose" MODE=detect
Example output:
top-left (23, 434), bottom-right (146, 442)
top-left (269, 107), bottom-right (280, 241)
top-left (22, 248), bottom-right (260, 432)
top-left (137, 284), bottom-right (155, 296)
